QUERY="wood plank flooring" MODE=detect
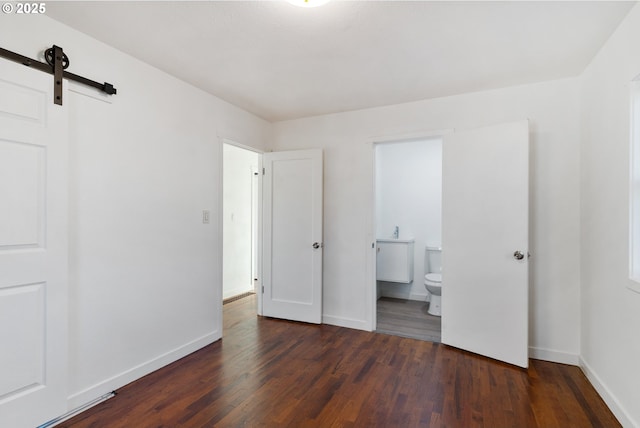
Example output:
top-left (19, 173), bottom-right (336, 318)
top-left (58, 295), bottom-right (620, 427)
top-left (376, 297), bottom-right (441, 343)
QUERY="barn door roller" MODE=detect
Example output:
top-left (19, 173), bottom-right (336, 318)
top-left (0, 44), bottom-right (117, 105)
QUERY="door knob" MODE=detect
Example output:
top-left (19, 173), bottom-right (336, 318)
top-left (312, 242), bottom-right (321, 249)
top-left (513, 250), bottom-right (525, 260)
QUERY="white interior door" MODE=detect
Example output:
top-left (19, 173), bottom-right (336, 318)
top-left (0, 60), bottom-right (68, 425)
top-left (263, 149), bottom-right (323, 323)
top-left (441, 120), bottom-right (529, 368)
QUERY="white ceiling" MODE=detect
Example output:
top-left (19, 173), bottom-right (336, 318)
top-left (46, 1), bottom-right (636, 122)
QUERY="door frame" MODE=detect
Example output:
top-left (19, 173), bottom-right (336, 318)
top-left (367, 130), bottom-right (451, 331)
top-left (218, 137), bottom-right (264, 336)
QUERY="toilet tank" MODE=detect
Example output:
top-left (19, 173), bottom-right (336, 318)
top-left (376, 239), bottom-right (415, 283)
top-left (425, 246), bottom-right (442, 274)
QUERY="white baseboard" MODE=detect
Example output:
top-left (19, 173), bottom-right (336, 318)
top-left (322, 314), bottom-right (370, 331)
top-left (528, 346), bottom-right (580, 365)
top-left (409, 292), bottom-right (429, 302)
top-left (579, 356), bottom-right (637, 428)
top-left (223, 286), bottom-right (254, 300)
top-left (66, 331), bottom-right (220, 410)
top-left (379, 289), bottom-right (428, 302)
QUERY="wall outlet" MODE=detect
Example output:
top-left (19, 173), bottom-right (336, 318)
top-left (202, 210), bottom-right (210, 224)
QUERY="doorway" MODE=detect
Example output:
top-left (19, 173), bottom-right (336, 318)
top-left (370, 121), bottom-right (530, 368)
top-left (221, 145), bottom-right (324, 326)
top-left (222, 143), bottom-right (260, 303)
top-left (373, 137), bottom-right (443, 342)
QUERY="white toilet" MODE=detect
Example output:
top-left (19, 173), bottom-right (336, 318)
top-left (424, 246), bottom-right (442, 316)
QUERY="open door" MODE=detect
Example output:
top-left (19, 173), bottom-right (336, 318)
top-left (0, 59), bottom-right (68, 426)
top-left (441, 120), bottom-right (529, 368)
top-left (262, 149), bottom-right (323, 323)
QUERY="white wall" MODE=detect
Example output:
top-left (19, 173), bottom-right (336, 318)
top-left (579, 4), bottom-right (640, 427)
top-left (375, 139), bottom-right (442, 300)
top-left (0, 14), bottom-right (270, 411)
top-left (273, 77), bottom-right (582, 364)
top-left (223, 144), bottom-right (259, 299)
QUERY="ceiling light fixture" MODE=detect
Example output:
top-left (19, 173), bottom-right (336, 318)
top-left (287, 0), bottom-right (331, 8)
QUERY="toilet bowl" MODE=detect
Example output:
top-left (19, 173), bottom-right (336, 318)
top-left (424, 273), bottom-right (442, 316)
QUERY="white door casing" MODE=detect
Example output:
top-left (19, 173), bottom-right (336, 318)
top-left (0, 60), bottom-right (69, 425)
top-left (441, 120), bottom-right (529, 368)
top-left (251, 164), bottom-right (259, 295)
top-left (262, 149), bottom-right (323, 324)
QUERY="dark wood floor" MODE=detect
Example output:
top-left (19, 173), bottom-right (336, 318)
top-left (59, 295), bottom-right (619, 427)
top-left (376, 297), bottom-right (441, 342)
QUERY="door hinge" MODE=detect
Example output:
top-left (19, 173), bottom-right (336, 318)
top-left (262, 167), bottom-right (265, 175)
top-left (262, 286), bottom-right (264, 294)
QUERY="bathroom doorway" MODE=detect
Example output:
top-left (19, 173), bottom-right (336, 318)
top-left (222, 142), bottom-right (260, 303)
top-left (373, 137), bottom-right (443, 342)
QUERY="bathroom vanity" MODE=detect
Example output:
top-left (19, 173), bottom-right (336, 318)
top-left (376, 238), bottom-right (415, 283)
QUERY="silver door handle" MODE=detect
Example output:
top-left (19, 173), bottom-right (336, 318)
top-left (513, 250), bottom-right (525, 260)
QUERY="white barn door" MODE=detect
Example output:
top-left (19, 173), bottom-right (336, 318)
top-left (442, 120), bottom-right (529, 368)
top-left (262, 149), bottom-right (323, 324)
top-left (0, 59), bottom-right (69, 426)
